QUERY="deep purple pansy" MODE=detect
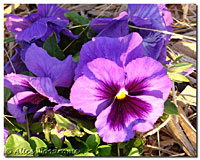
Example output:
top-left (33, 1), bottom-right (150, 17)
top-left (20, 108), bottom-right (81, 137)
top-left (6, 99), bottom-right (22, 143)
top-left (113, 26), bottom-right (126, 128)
top-left (4, 73), bottom-right (69, 123)
top-left (70, 57), bottom-right (172, 143)
top-left (4, 46), bottom-right (28, 74)
top-left (24, 43), bottom-right (77, 88)
top-left (90, 4), bottom-right (173, 63)
top-left (6, 4), bottom-right (78, 43)
top-left (74, 32), bottom-right (143, 80)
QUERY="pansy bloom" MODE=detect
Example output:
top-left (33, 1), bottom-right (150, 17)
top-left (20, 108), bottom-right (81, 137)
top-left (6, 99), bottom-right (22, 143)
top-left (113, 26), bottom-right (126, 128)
top-left (90, 4), bottom-right (173, 63)
top-left (6, 4), bottom-right (77, 43)
top-left (4, 43), bottom-right (76, 123)
top-left (70, 33), bottom-right (172, 143)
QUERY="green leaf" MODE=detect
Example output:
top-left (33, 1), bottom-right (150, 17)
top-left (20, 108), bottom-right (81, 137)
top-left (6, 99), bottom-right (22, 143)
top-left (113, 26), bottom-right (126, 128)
top-left (43, 32), bottom-right (65, 60)
top-left (29, 137), bottom-right (47, 156)
top-left (4, 87), bottom-right (12, 102)
top-left (54, 114), bottom-right (84, 137)
top-left (72, 52), bottom-right (80, 62)
top-left (128, 148), bottom-right (140, 156)
top-left (74, 152), bottom-right (95, 156)
top-left (50, 128), bottom-right (63, 149)
top-left (64, 138), bottom-right (73, 149)
top-left (5, 134), bottom-right (33, 156)
top-left (4, 36), bottom-right (15, 44)
top-left (173, 54), bottom-right (184, 64)
top-left (86, 134), bottom-right (100, 151)
top-left (29, 122), bottom-right (43, 133)
top-left (169, 62), bottom-right (193, 73)
top-left (164, 99), bottom-right (178, 115)
top-left (98, 145), bottom-right (112, 156)
top-left (75, 137), bottom-right (89, 153)
top-left (168, 72), bottom-right (189, 83)
top-left (65, 12), bottom-right (90, 25)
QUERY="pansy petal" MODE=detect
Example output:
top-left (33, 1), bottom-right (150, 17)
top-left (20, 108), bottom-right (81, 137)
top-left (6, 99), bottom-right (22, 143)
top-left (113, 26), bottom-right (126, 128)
top-left (75, 32), bottom-right (143, 80)
top-left (70, 75), bottom-right (110, 116)
top-left (6, 14), bottom-right (30, 38)
top-left (142, 31), bottom-right (166, 61)
top-left (131, 95), bottom-right (164, 132)
top-left (7, 91), bottom-right (42, 123)
top-left (4, 73), bottom-right (32, 94)
top-left (33, 106), bottom-right (52, 119)
top-left (85, 58), bottom-right (124, 86)
top-left (28, 77), bottom-right (63, 104)
top-left (37, 4), bottom-right (68, 19)
top-left (95, 104), bottom-right (136, 143)
top-left (25, 43), bottom-right (77, 87)
top-left (16, 18), bottom-right (49, 42)
top-left (125, 57), bottom-right (172, 101)
top-left (91, 12), bottom-right (129, 38)
top-left (4, 46), bottom-right (27, 74)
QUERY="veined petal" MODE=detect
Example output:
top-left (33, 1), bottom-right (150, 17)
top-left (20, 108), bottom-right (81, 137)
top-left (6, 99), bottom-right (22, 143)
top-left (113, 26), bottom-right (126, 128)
top-left (7, 91), bottom-right (43, 123)
top-left (28, 77), bottom-right (63, 104)
top-left (95, 104), bottom-right (136, 143)
top-left (4, 73), bottom-right (32, 94)
top-left (70, 74), bottom-right (112, 116)
top-left (130, 95), bottom-right (164, 132)
top-left (125, 57), bottom-right (172, 101)
top-left (24, 43), bottom-right (77, 88)
top-left (37, 4), bottom-right (69, 20)
top-left (75, 33), bottom-right (143, 80)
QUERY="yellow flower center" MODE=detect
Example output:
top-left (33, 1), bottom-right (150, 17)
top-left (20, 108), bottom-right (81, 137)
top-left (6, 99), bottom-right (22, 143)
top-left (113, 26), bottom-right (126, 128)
top-left (116, 88), bottom-right (128, 100)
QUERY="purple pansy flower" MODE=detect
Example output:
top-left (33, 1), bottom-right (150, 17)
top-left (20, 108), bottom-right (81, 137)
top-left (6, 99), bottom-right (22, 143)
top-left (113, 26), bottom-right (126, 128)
top-left (4, 73), bottom-right (69, 123)
top-left (4, 46), bottom-right (28, 74)
top-left (90, 4), bottom-right (173, 63)
top-left (4, 42), bottom-right (76, 123)
top-left (70, 57), bottom-right (172, 143)
top-left (6, 4), bottom-right (77, 43)
top-left (75, 32), bottom-right (143, 80)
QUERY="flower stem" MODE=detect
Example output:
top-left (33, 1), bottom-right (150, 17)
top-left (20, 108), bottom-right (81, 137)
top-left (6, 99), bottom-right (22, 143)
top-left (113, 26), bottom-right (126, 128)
top-left (117, 143), bottom-right (120, 157)
top-left (26, 114), bottom-right (30, 140)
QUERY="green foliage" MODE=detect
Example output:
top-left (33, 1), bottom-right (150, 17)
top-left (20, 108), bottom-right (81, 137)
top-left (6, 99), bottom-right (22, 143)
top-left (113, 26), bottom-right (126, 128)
top-left (164, 99), bottom-right (178, 115)
top-left (72, 52), bottom-right (80, 62)
top-left (30, 122), bottom-right (43, 133)
top-left (5, 134), bottom-right (33, 156)
top-left (29, 137), bottom-right (47, 156)
top-left (128, 147), bottom-right (140, 156)
top-left (86, 134), bottom-right (100, 151)
top-left (169, 62), bottom-right (193, 73)
top-left (173, 54), bottom-right (184, 64)
top-left (74, 152), bottom-right (95, 156)
top-left (50, 128), bottom-right (63, 149)
top-left (64, 12), bottom-right (90, 25)
top-left (4, 36), bottom-right (15, 44)
top-left (168, 72), bottom-right (189, 83)
top-left (97, 145), bottom-right (112, 156)
top-left (54, 114), bottom-right (84, 137)
top-left (43, 32), bottom-right (65, 60)
top-left (4, 87), bottom-right (12, 102)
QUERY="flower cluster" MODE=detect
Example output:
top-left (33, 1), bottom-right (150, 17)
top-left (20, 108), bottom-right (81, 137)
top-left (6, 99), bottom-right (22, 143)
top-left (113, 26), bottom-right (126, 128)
top-left (5, 4), bottom-right (173, 144)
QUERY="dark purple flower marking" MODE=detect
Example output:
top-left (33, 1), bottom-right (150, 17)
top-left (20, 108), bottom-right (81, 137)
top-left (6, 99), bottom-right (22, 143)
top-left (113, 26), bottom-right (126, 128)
top-left (4, 73), bottom-right (69, 123)
top-left (70, 57), bottom-right (172, 143)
